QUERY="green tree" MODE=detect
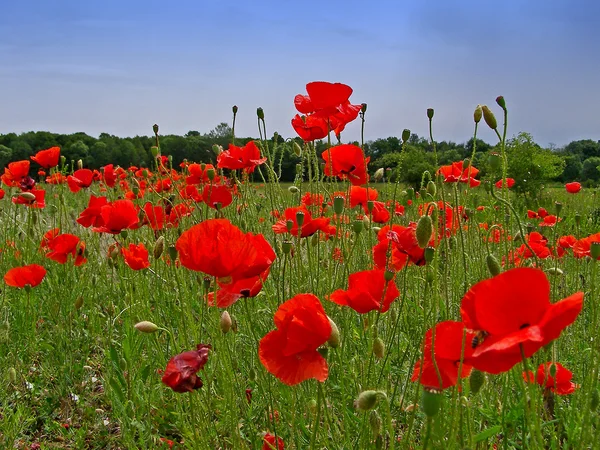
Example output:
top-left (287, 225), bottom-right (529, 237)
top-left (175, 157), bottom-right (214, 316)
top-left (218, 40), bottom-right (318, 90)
top-left (582, 157), bottom-right (600, 183)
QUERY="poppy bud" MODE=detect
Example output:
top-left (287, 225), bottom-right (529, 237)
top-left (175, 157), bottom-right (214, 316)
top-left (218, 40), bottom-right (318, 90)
top-left (373, 337), bottom-right (385, 359)
top-left (134, 321), bottom-right (159, 333)
top-left (167, 245), bottom-right (178, 261)
top-left (206, 168), bottom-right (216, 181)
top-left (421, 389), bottom-right (442, 417)
top-left (288, 186), bottom-right (300, 194)
top-left (406, 187), bottom-right (415, 200)
top-left (369, 410), bottom-right (382, 436)
top-left (486, 254), bottom-right (501, 276)
top-left (496, 96), bottom-right (506, 110)
top-left (257, 107), bottom-right (265, 120)
top-left (282, 240), bottom-right (293, 255)
top-left (426, 180), bottom-right (436, 197)
top-left (548, 363), bottom-right (557, 378)
top-left (361, 103), bottom-right (368, 113)
top-left (482, 105), bottom-right (497, 130)
top-left (419, 188), bottom-right (428, 199)
top-left (469, 369), bottom-right (485, 394)
top-left (153, 236), bottom-right (165, 260)
top-left (356, 390), bottom-right (379, 411)
top-left (372, 226), bottom-right (381, 234)
top-left (362, 215), bottom-right (370, 230)
top-left (60, 155), bottom-right (66, 165)
top-left (367, 200), bottom-right (374, 214)
top-left (74, 296), bottom-right (84, 310)
top-left (333, 196), bottom-right (345, 215)
top-left (212, 145), bottom-right (223, 156)
top-left (402, 129), bottom-right (411, 143)
top-left (77, 159), bottom-right (83, 170)
top-left (425, 268), bottom-right (434, 285)
top-left (546, 267), bottom-right (564, 276)
top-left (293, 142), bottom-right (302, 157)
top-left (327, 317), bottom-right (340, 348)
top-left (153, 124), bottom-right (159, 134)
top-left (150, 146), bottom-right (159, 158)
top-left (416, 215), bottom-right (433, 249)
top-left (17, 192), bottom-right (36, 202)
top-left (591, 242), bottom-right (600, 260)
top-left (554, 202), bottom-right (562, 216)
top-left (220, 311), bottom-right (232, 333)
top-left (474, 105), bottom-right (483, 123)
top-left (232, 105), bottom-right (238, 114)
top-left (353, 219), bottom-right (363, 234)
top-left (308, 398), bottom-right (318, 414)
top-left (427, 108), bottom-right (434, 120)
top-left (591, 390), bottom-right (599, 412)
top-left (8, 367), bottom-right (17, 384)
top-left (286, 219), bottom-right (294, 233)
top-left (424, 247), bottom-right (435, 263)
top-left (373, 167), bottom-right (384, 182)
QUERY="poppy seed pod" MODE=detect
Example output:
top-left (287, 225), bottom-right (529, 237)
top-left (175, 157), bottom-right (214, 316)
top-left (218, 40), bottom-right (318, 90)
top-left (220, 311), bottom-right (232, 333)
top-left (296, 211), bottom-right (305, 228)
top-left (327, 317), bottom-right (340, 348)
top-left (333, 196), bottom-right (345, 215)
top-left (427, 108), bottom-right (434, 120)
top-left (150, 146), bottom-right (159, 158)
top-left (482, 105), bottom-right (497, 130)
top-left (281, 240), bottom-right (293, 255)
top-left (361, 103), bottom-right (368, 113)
top-left (591, 242), bottom-right (600, 260)
top-left (549, 362), bottom-right (557, 378)
top-left (486, 254), bottom-right (501, 276)
top-left (421, 389), bottom-right (442, 417)
top-left (232, 105), bottom-right (238, 114)
top-left (256, 107), bottom-right (265, 120)
top-left (153, 235), bottom-right (165, 260)
top-left (469, 369), bottom-right (485, 394)
top-left (356, 390), bottom-right (379, 411)
top-left (416, 215), bottom-right (433, 249)
top-left (286, 219), bottom-right (294, 233)
top-left (373, 337), bottom-right (385, 359)
top-left (402, 129), bottom-right (411, 143)
top-left (474, 105), bottom-right (483, 123)
top-left (353, 219), bottom-right (363, 234)
top-left (134, 321), bottom-right (159, 333)
top-left (206, 168), bottom-right (215, 181)
top-left (153, 124), bottom-right (159, 134)
top-left (554, 202), bottom-right (562, 216)
top-left (496, 96), bottom-right (506, 110)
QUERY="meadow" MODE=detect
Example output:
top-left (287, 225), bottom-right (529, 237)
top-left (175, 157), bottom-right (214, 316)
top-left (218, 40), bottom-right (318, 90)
top-left (1, 83), bottom-right (600, 450)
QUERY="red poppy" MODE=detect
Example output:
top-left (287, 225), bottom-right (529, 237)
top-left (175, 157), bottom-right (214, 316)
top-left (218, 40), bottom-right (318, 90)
top-left (573, 232), bottom-right (600, 259)
top-left (143, 202), bottom-right (166, 230)
top-left (208, 269), bottom-right (270, 308)
top-left (4, 264), bottom-right (47, 288)
top-left (329, 269), bottom-right (400, 314)
top-left (461, 268), bottom-right (583, 374)
top-left (31, 146), bottom-right (60, 169)
top-left (92, 199), bottom-right (140, 234)
top-left (565, 182), bottom-right (581, 194)
top-left (217, 141), bottom-right (267, 173)
top-left (373, 224), bottom-right (428, 271)
top-left (185, 163), bottom-right (220, 185)
top-left (0, 188), bottom-right (4, 200)
top-left (328, 101), bottom-right (362, 136)
top-left (301, 192), bottom-right (325, 207)
top-left (259, 293), bottom-right (331, 385)
top-left (161, 344), bottom-right (211, 393)
top-left (46, 173), bottom-right (67, 184)
top-left (295, 81), bottom-right (353, 117)
top-left (45, 233), bottom-right (87, 266)
top-left (540, 215), bottom-right (560, 227)
top-left (262, 433), bottom-right (285, 450)
top-left (166, 203), bottom-right (194, 228)
top-left (322, 144), bottom-right (369, 186)
top-left (506, 232), bottom-right (552, 266)
top-left (369, 201), bottom-right (390, 224)
top-left (67, 169), bottom-right (94, 193)
top-left (103, 164), bottom-right (117, 188)
top-left (77, 195), bottom-right (108, 228)
top-left (272, 206), bottom-right (332, 238)
top-left (121, 243), bottom-right (150, 270)
top-left (495, 178), bottom-right (515, 189)
top-left (523, 362), bottom-right (578, 395)
top-left (411, 321), bottom-right (475, 390)
top-left (40, 228), bottom-right (60, 251)
top-left (2, 160), bottom-right (30, 187)
top-left (12, 189), bottom-right (46, 208)
top-left (176, 219), bottom-right (275, 280)
top-left (291, 114), bottom-right (329, 142)
top-left (202, 184), bottom-right (232, 209)
top-left (349, 186), bottom-right (378, 208)
top-left (437, 161), bottom-right (479, 185)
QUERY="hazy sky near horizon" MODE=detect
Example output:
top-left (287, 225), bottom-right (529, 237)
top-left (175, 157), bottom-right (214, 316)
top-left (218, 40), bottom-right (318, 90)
top-left (1, 0), bottom-right (598, 147)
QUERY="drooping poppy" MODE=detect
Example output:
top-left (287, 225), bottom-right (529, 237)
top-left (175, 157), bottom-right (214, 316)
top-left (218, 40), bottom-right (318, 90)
top-left (262, 433), bottom-right (285, 450)
top-left (92, 199), bottom-right (140, 234)
top-left (67, 169), bottom-right (94, 193)
top-left (121, 243), bottom-right (150, 270)
top-left (411, 321), bottom-right (475, 390)
top-left (31, 146), bottom-right (60, 169)
top-left (161, 344), bottom-right (211, 393)
top-left (217, 141), bottom-right (267, 173)
top-left (461, 268), bottom-right (583, 374)
top-left (259, 293), bottom-right (331, 385)
top-left (328, 269), bottom-right (400, 314)
top-left (4, 264), bottom-right (47, 288)
top-left (77, 195), bottom-right (108, 228)
top-left (565, 182), bottom-right (581, 194)
top-left (523, 362), bottom-right (578, 395)
top-left (176, 219), bottom-right (275, 280)
top-left (322, 144), bottom-right (369, 186)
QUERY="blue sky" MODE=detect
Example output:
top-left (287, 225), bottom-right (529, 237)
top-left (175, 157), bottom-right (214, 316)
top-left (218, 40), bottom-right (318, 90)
top-left (1, 0), bottom-right (598, 147)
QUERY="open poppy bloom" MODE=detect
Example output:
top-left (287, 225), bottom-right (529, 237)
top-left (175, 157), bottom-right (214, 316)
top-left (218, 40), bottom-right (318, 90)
top-left (217, 141), bottom-right (267, 173)
top-left (162, 344), bottom-right (211, 393)
top-left (4, 264), bottom-right (47, 288)
top-left (573, 232), bottom-right (600, 259)
top-left (44, 233), bottom-right (87, 266)
top-left (411, 321), bottom-right (475, 390)
top-left (202, 184), bottom-right (233, 209)
top-left (259, 293), bottom-right (332, 385)
top-left (461, 268), bottom-right (583, 374)
top-left (565, 182), bottom-right (581, 194)
top-left (523, 362), bottom-right (578, 395)
top-left (262, 433), bottom-right (284, 450)
top-left (67, 169), bottom-right (94, 193)
top-left (121, 243), bottom-right (150, 270)
top-left (92, 199), bottom-right (140, 234)
top-left (272, 206), bottom-right (332, 238)
top-left (2, 160), bottom-right (30, 187)
top-left (31, 147), bottom-right (60, 169)
top-left (291, 114), bottom-right (329, 142)
top-left (176, 219), bottom-right (275, 280)
top-left (77, 195), bottom-right (109, 228)
top-left (495, 178), bottom-right (515, 189)
top-left (322, 144), bottom-right (369, 186)
top-left (102, 164), bottom-right (117, 188)
top-left (437, 161), bottom-right (480, 186)
top-left (295, 81), bottom-right (353, 117)
top-left (373, 224), bottom-right (428, 271)
top-left (328, 269), bottom-right (400, 314)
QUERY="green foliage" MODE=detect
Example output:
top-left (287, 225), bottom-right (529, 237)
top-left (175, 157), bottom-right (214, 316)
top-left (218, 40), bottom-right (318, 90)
top-left (582, 157), bottom-right (600, 183)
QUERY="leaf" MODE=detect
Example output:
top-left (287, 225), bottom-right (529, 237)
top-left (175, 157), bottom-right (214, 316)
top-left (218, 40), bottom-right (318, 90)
top-left (474, 425), bottom-right (502, 443)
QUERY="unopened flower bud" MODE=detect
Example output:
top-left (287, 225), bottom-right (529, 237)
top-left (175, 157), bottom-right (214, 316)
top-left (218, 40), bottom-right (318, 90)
top-left (206, 168), bottom-right (215, 181)
top-left (421, 389), bottom-right (442, 417)
top-left (546, 267), bottom-right (564, 276)
top-left (134, 321), bottom-right (159, 333)
top-left (256, 107), bottom-right (265, 120)
top-left (293, 142), bottom-right (302, 157)
top-left (549, 363), bottom-right (557, 378)
top-left (416, 215), bottom-right (433, 248)
top-left (554, 202), bottom-right (562, 216)
top-left (406, 187), bottom-right (415, 200)
top-left (356, 390), bottom-right (379, 411)
top-left (373, 167), bottom-right (384, 182)
top-left (426, 180), bottom-right (436, 197)
top-left (427, 108), bottom-right (434, 120)
top-left (288, 185), bottom-right (300, 194)
top-left (591, 242), bottom-right (600, 260)
top-left (486, 254), bottom-right (501, 276)
top-left (373, 337), bottom-right (385, 359)
top-left (402, 129), bottom-right (411, 143)
top-left (496, 96), bottom-right (506, 110)
top-left (362, 215), bottom-right (370, 230)
top-left (220, 311), bottom-right (232, 333)
top-left (212, 144), bottom-right (222, 156)
top-left (327, 317), bottom-right (340, 348)
top-left (77, 159), bottom-right (83, 170)
top-left (474, 105), bottom-right (483, 123)
top-left (482, 105), bottom-right (497, 130)
top-left (18, 192), bottom-right (36, 202)
top-left (469, 369), bottom-right (485, 394)
top-left (369, 410), bottom-right (382, 436)
top-left (8, 367), bottom-right (17, 384)
top-left (353, 219), bottom-right (363, 234)
top-left (153, 236), bottom-right (165, 259)
top-left (150, 146), bottom-right (159, 158)
top-left (232, 105), bottom-right (238, 114)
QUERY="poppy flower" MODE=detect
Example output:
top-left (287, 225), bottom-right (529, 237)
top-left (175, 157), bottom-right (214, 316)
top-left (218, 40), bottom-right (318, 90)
top-left (573, 232), bottom-right (600, 259)
top-left (161, 344), bottom-right (211, 393)
top-left (67, 169), bottom-right (94, 193)
top-left (4, 264), bottom-right (47, 288)
top-left (272, 206), bottom-right (332, 238)
top-left (46, 172), bottom-right (67, 184)
top-left (121, 243), bottom-right (150, 270)
top-left (328, 269), bottom-right (400, 314)
top-left (12, 189), bottom-right (46, 209)
top-left (291, 114), bottom-right (329, 142)
top-left (461, 268), bottom-right (583, 374)
top-left (523, 362), bottom-right (578, 395)
top-left (369, 201), bottom-right (390, 224)
top-left (1, 160), bottom-right (30, 187)
top-left (103, 164), bottom-right (117, 188)
top-left (166, 203), bottom-right (194, 228)
top-left (176, 219), bottom-right (275, 280)
top-left (322, 144), bottom-right (369, 186)
top-left (506, 232), bottom-right (552, 266)
top-left (295, 81), bottom-right (353, 118)
top-left (349, 186), bottom-right (378, 208)
top-left (411, 321), bottom-right (475, 390)
top-left (540, 215), bottom-right (560, 227)
top-left (77, 195), bottom-right (108, 228)
top-left (45, 233), bottom-right (87, 266)
top-left (262, 433), bottom-right (284, 450)
top-left (495, 178), bottom-right (515, 189)
top-left (565, 182), bottom-right (581, 194)
top-left (185, 163), bottom-right (220, 185)
top-left (142, 202), bottom-right (166, 230)
top-left (217, 141), bottom-right (267, 173)
top-left (202, 184), bottom-right (233, 209)
top-left (259, 293), bottom-right (332, 385)
top-left (208, 269), bottom-right (270, 308)
top-left (373, 224), bottom-right (428, 271)
top-left (301, 192), bottom-right (325, 208)
top-left (31, 147), bottom-right (60, 169)
top-left (437, 161), bottom-right (479, 185)
top-left (92, 199), bottom-right (140, 234)
top-left (0, 188), bottom-right (4, 200)
top-left (328, 101), bottom-right (362, 136)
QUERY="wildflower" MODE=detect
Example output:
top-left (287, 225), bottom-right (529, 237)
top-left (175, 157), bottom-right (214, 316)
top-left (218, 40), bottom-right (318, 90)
top-left (262, 433), bottom-right (284, 450)
top-left (161, 344), bottom-right (211, 393)
top-left (322, 144), bottom-right (369, 186)
top-left (217, 141), bottom-right (267, 173)
top-left (31, 147), bottom-right (60, 169)
top-left (523, 362), bottom-right (578, 395)
top-left (328, 269), bottom-right (400, 314)
top-left (121, 243), bottom-right (150, 270)
top-left (4, 264), bottom-right (47, 288)
top-left (565, 182), bottom-right (581, 194)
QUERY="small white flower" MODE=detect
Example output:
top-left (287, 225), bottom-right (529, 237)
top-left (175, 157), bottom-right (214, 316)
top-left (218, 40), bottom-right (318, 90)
top-left (70, 393), bottom-right (79, 402)
top-left (91, 376), bottom-right (98, 383)
top-left (25, 381), bottom-right (34, 391)
top-left (103, 419), bottom-right (110, 426)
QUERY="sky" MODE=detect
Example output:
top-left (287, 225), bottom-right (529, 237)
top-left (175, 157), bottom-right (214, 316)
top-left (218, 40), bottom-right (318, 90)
top-left (1, 0), bottom-right (599, 148)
